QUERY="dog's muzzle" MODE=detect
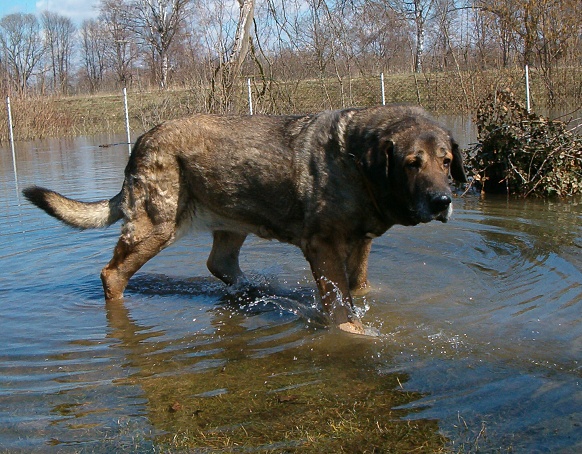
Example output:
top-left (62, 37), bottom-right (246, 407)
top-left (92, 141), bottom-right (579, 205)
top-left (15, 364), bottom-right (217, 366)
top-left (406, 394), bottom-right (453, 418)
top-left (430, 193), bottom-right (453, 223)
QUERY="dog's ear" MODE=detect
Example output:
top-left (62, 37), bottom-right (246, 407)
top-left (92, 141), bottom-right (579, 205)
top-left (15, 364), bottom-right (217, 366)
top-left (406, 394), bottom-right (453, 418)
top-left (362, 137), bottom-right (392, 183)
top-left (450, 139), bottom-right (467, 183)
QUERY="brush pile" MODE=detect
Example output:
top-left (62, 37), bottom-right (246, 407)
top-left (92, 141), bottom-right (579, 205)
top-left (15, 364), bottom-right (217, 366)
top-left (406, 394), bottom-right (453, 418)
top-left (467, 90), bottom-right (582, 197)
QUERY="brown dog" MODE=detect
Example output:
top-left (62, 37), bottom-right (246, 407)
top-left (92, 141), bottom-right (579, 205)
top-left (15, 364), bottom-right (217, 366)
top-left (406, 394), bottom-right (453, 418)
top-left (23, 105), bottom-right (466, 333)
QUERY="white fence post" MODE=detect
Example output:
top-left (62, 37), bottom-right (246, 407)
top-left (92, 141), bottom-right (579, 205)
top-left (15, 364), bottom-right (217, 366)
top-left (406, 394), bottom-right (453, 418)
top-left (123, 87), bottom-right (131, 155)
top-left (525, 65), bottom-right (531, 113)
top-left (6, 96), bottom-right (17, 181)
top-left (247, 78), bottom-right (253, 115)
top-left (380, 72), bottom-right (386, 106)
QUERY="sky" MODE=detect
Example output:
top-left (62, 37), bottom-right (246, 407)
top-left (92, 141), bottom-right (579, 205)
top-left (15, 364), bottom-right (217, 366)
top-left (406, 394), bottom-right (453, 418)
top-left (0, 0), bottom-right (99, 23)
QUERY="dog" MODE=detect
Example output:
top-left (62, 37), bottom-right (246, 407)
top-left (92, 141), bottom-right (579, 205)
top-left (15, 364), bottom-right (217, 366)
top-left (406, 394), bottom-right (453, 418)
top-left (23, 105), bottom-right (467, 334)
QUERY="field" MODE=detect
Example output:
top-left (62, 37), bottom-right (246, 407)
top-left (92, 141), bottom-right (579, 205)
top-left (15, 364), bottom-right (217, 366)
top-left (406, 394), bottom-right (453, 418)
top-left (0, 67), bottom-right (580, 143)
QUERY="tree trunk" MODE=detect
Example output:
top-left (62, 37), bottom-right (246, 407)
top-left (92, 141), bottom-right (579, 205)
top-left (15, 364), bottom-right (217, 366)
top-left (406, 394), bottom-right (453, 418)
top-left (413, 0), bottom-right (426, 73)
top-left (210, 0), bottom-right (255, 112)
top-left (160, 51), bottom-right (168, 89)
top-left (230, 0), bottom-right (255, 79)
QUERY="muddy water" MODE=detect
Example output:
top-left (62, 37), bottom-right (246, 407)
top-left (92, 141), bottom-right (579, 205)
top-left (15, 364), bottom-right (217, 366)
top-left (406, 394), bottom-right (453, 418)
top-left (1, 133), bottom-right (581, 452)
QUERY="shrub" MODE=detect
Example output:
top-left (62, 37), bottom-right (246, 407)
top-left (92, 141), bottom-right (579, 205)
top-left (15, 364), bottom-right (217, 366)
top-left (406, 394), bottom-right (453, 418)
top-left (466, 90), bottom-right (582, 197)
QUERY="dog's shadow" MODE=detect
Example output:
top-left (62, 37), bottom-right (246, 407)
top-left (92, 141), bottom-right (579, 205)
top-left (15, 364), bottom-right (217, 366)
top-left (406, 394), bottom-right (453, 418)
top-left (126, 273), bottom-right (328, 326)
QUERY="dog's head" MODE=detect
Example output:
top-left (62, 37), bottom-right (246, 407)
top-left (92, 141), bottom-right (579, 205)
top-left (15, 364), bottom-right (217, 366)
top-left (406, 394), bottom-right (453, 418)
top-left (348, 109), bottom-right (467, 226)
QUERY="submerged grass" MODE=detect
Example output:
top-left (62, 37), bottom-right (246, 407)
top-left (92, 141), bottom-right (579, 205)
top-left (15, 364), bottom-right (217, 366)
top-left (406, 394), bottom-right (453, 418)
top-left (117, 318), bottom-right (447, 453)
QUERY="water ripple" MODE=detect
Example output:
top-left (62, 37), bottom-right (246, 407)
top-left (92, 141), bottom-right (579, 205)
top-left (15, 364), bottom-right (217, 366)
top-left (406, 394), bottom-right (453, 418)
top-left (2, 137), bottom-right (581, 451)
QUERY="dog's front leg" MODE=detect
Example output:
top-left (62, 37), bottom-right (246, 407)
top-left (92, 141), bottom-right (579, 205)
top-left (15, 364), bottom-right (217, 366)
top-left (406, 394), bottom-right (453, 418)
top-left (302, 236), bottom-right (365, 333)
top-left (347, 239), bottom-right (372, 296)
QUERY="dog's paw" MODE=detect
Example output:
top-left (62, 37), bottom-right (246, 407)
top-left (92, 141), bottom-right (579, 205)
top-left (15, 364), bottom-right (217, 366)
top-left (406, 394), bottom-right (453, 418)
top-left (338, 321), bottom-right (364, 334)
top-left (337, 320), bottom-right (379, 337)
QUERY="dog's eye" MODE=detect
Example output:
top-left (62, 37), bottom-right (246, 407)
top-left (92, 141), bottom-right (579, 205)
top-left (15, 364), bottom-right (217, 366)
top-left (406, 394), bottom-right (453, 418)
top-left (443, 157), bottom-right (451, 168)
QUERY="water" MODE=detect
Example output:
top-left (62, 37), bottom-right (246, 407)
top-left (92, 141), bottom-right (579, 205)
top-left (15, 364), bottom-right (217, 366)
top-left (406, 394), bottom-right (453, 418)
top-left (1, 132), bottom-right (581, 452)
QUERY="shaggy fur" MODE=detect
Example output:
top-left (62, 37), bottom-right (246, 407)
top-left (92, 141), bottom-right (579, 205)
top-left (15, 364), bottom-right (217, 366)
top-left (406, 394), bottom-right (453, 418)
top-left (23, 105), bottom-right (466, 334)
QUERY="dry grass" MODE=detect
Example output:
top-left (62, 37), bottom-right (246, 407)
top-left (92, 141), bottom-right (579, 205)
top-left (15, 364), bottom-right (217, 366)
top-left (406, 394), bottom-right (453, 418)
top-left (0, 67), bottom-right (579, 144)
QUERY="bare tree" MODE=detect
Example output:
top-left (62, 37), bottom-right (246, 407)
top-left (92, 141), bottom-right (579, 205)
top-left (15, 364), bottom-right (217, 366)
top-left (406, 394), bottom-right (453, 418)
top-left (0, 13), bottom-right (45, 94)
top-left (209, 0), bottom-right (255, 111)
top-left (350, 1), bottom-right (411, 73)
top-left (102, 0), bottom-right (192, 89)
top-left (41, 11), bottom-right (76, 94)
top-left (475, 0), bottom-right (581, 105)
top-left (80, 19), bottom-right (108, 92)
top-left (0, 0), bottom-right (577, 109)
top-left (229, 0), bottom-right (255, 78)
top-left (476, 0), bottom-right (535, 66)
top-left (100, 0), bottom-right (139, 87)
top-left (406, 0), bottom-right (436, 73)
top-left (530, 0), bottom-right (581, 105)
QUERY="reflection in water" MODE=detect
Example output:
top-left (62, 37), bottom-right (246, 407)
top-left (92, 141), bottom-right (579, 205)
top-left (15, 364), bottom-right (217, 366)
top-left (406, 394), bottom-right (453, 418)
top-left (105, 289), bottom-right (444, 452)
top-left (0, 135), bottom-right (581, 452)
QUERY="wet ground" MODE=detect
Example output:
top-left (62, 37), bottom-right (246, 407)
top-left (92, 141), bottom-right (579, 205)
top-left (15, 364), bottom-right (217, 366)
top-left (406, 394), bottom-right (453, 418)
top-left (1, 133), bottom-right (581, 452)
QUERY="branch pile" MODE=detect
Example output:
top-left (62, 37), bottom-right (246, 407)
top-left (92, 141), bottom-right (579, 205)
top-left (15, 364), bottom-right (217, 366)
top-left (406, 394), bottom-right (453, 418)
top-left (467, 90), bottom-right (582, 197)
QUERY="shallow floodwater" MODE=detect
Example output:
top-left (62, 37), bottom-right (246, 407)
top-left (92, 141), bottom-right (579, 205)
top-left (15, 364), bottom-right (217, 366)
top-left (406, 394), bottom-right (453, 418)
top-left (1, 133), bottom-right (581, 452)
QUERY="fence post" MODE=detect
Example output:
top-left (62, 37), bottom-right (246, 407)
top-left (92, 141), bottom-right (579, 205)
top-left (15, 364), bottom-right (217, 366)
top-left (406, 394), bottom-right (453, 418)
top-left (6, 96), bottom-right (17, 182)
top-left (525, 65), bottom-right (531, 113)
top-left (123, 87), bottom-right (131, 155)
top-left (380, 73), bottom-right (386, 106)
top-left (247, 78), bottom-right (253, 115)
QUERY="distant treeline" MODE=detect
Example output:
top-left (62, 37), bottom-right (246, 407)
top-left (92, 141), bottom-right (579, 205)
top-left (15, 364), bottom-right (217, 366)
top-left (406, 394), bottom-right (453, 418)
top-left (0, 0), bottom-right (580, 113)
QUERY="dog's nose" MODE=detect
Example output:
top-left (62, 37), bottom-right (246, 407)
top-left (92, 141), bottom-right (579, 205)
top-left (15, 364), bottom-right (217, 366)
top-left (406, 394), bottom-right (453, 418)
top-left (430, 194), bottom-right (452, 213)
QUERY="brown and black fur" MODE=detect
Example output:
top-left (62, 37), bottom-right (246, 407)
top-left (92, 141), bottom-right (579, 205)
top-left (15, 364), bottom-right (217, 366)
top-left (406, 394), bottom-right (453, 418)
top-left (23, 105), bottom-right (467, 333)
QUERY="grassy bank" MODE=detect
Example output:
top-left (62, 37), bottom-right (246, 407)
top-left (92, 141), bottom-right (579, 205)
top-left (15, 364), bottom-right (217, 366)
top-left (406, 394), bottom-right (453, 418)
top-left (1, 67), bottom-right (580, 143)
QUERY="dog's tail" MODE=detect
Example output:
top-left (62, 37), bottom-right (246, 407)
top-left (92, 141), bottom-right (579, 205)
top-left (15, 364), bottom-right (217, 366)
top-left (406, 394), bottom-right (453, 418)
top-left (22, 186), bottom-right (124, 229)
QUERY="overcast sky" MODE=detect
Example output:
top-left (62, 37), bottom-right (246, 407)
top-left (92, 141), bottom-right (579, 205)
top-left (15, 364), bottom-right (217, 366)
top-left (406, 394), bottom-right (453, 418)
top-left (0, 0), bottom-right (99, 23)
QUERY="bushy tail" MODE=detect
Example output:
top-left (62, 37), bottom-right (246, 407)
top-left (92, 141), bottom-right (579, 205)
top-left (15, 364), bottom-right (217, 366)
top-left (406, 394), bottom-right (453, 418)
top-left (22, 186), bottom-right (124, 229)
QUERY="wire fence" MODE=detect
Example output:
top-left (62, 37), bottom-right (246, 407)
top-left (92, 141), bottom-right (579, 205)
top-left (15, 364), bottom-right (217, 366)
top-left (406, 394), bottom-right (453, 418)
top-left (241, 67), bottom-right (580, 116)
top-left (1, 66), bottom-right (580, 145)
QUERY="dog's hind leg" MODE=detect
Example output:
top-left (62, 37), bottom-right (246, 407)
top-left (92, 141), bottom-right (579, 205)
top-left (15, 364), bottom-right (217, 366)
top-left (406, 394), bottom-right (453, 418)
top-left (101, 221), bottom-right (176, 301)
top-left (207, 230), bottom-right (247, 286)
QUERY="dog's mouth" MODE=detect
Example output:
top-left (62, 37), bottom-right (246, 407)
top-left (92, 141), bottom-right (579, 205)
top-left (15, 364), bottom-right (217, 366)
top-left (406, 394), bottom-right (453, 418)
top-left (435, 208), bottom-right (451, 223)
top-left (409, 193), bottom-right (453, 224)
top-left (412, 210), bottom-right (450, 224)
